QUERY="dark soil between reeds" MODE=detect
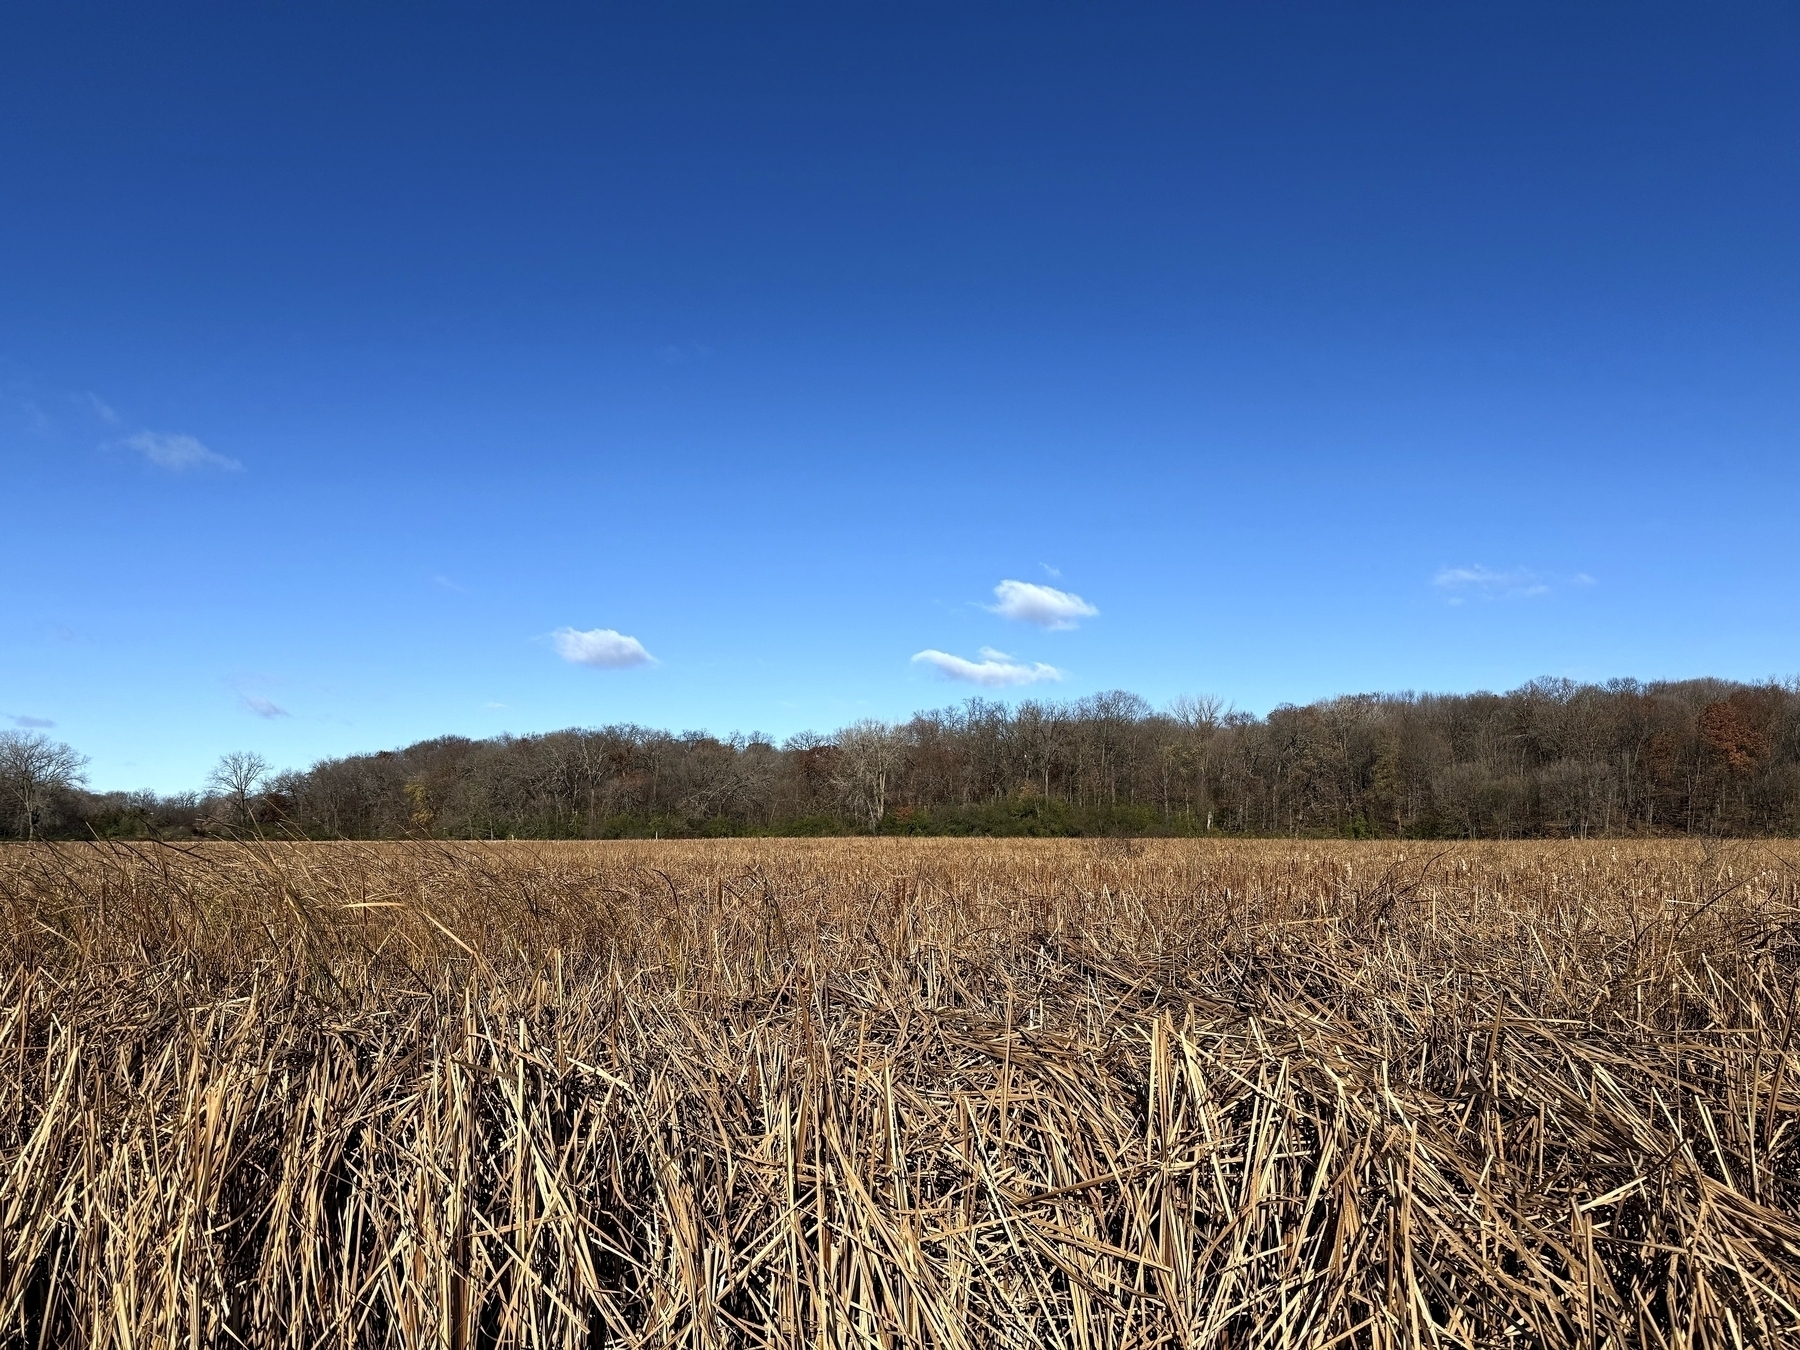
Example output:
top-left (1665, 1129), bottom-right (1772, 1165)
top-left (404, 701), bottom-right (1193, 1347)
top-left (3, 838), bottom-right (1799, 1348)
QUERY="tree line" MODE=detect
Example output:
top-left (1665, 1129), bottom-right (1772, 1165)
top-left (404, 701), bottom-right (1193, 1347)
top-left (6, 675), bottom-right (1799, 841)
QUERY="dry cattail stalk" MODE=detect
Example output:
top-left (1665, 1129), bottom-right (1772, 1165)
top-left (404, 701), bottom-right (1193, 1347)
top-left (1, 837), bottom-right (1797, 1347)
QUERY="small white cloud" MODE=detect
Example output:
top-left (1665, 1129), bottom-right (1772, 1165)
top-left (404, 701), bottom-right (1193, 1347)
top-left (1433, 565), bottom-right (1549, 601)
top-left (989, 579), bottom-right (1098, 630)
top-left (127, 430), bottom-right (241, 472)
top-left (8, 714), bottom-right (55, 728)
top-left (553, 627), bottom-right (655, 669)
top-left (240, 695), bottom-right (290, 719)
top-left (87, 393), bottom-right (119, 424)
top-left (911, 648), bottom-right (1064, 689)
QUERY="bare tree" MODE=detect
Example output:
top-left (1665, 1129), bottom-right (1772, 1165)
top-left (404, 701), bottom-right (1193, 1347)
top-left (1170, 694), bottom-right (1226, 733)
top-left (832, 720), bottom-right (906, 833)
top-left (0, 731), bottom-right (89, 840)
top-left (208, 751), bottom-right (272, 830)
top-left (1167, 694), bottom-right (1229, 825)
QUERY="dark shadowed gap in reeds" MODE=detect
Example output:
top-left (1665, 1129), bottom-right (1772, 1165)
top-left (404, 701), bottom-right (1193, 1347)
top-left (2, 837), bottom-right (1799, 1348)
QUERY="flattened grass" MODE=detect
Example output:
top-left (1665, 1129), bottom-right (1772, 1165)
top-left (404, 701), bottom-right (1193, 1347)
top-left (3, 838), bottom-right (1799, 1347)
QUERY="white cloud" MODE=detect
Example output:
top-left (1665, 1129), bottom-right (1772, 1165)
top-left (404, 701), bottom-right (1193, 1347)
top-left (1433, 565), bottom-right (1550, 603)
top-left (912, 647), bottom-right (1064, 688)
top-left (240, 695), bottom-right (290, 719)
top-left (553, 627), bottom-right (655, 669)
top-left (989, 579), bottom-right (1098, 630)
top-left (127, 430), bottom-right (241, 472)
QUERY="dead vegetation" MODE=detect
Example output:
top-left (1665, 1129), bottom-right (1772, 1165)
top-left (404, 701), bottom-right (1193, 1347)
top-left (2, 837), bottom-right (1799, 1348)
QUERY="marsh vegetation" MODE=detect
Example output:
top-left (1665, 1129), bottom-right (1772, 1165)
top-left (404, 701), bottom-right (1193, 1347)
top-left (4, 837), bottom-right (1799, 1346)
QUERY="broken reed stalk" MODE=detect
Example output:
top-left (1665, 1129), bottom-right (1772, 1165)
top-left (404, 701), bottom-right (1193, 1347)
top-left (2, 837), bottom-right (1799, 1348)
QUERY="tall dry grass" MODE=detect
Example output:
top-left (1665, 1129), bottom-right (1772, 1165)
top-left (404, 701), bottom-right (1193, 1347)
top-left (2, 837), bottom-right (1799, 1348)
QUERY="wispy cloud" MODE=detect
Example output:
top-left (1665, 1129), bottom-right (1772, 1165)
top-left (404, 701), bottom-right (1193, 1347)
top-left (86, 393), bottom-right (119, 424)
top-left (552, 627), bottom-right (655, 669)
top-left (1433, 565), bottom-right (1552, 603)
top-left (8, 714), bottom-right (55, 729)
top-left (126, 430), bottom-right (242, 472)
top-left (20, 399), bottom-right (52, 436)
top-left (912, 647), bottom-right (1064, 688)
top-left (989, 579), bottom-right (1098, 630)
top-left (240, 695), bottom-right (290, 719)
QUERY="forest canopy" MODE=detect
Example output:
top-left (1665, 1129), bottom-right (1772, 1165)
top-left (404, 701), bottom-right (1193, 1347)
top-left (9, 676), bottom-right (1799, 841)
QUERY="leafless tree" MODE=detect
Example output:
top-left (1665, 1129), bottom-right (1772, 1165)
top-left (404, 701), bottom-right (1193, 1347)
top-left (832, 720), bottom-right (906, 833)
top-left (0, 731), bottom-right (89, 840)
top-left (1167, 694), bottom-right (1229, 824)
top-left (1013, 700), bottom-right (1068, 801)
top-left (208, 751), bottom-right (272, 830)
top-left (1170, 694), bottom-right (1226, 733)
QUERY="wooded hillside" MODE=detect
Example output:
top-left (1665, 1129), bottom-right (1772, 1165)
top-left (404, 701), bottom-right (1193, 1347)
top-left (31, 676), bottom-right (1800, 839)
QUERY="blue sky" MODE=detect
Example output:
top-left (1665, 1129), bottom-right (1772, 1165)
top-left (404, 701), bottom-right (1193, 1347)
top-left (3, 2), bottom-right (1797, 792)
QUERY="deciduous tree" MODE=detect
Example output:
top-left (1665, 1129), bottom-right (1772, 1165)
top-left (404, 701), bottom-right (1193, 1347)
top-left (0, 731), bottom-right (88, 840)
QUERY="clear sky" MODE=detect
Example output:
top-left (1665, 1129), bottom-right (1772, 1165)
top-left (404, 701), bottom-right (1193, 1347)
top-left (3, 3), bottom-right (1797, 792)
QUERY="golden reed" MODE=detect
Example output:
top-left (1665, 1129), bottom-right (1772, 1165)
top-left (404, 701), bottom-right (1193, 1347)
top-left (2, 837), bottom-right (1798, 1347)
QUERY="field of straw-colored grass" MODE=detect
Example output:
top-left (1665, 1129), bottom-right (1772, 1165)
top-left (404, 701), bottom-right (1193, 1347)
top-left (3, 837), bottom-right (1800, 1348)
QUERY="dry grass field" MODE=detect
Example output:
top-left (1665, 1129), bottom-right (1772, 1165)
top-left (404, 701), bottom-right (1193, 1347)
top-left (3, 838), bottom-right (1800, 1348)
